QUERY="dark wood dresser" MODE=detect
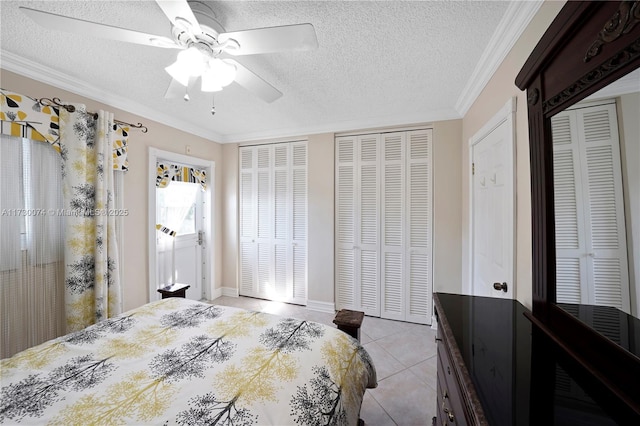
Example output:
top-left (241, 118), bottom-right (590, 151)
top-left (433, 293), bottom-right (640, 425)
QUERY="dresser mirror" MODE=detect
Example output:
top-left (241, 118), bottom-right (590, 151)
top-left (551, 69), bottom-right (640, 320)
top-left (515, 0), bottom-right (640, 409)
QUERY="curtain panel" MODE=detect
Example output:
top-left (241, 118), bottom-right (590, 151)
top-left (0, 89), bottom-right (130, 171)
top-left (0, 135), bottom-right (66, 358)
top-left (60, 106), bottom-right (122, 331)
top-left (1, 90), bottom-right (126, 343)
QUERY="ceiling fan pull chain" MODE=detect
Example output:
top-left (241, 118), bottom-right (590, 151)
top-left (211, 95), bottom-right (216, 116)
top-left (183, 86), bottom-right (190, 102)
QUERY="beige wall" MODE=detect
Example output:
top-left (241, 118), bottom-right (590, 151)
top-left (220, 121), bottom-right (463, 306)
top-left (433, 120), bottom-right (463, 292)
top-left (460, 1), bottom-right (565, 309)
top-left (0, 69), bottom-right (223, 311)
top-left (306, 133), bottom-right (336, 304)
top-left (221, 143), bottom-right (239, 292)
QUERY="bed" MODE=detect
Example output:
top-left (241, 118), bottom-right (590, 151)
top-left (0, 298), bottom-right (377, 425)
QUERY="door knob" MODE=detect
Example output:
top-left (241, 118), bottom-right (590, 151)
top-left (493, 282), bottom-right (508, 292)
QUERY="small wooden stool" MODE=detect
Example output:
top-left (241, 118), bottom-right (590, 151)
top-left (157, 283), bottom-right (190, 299)
top-left (333, 309), bottom-right (364, 341)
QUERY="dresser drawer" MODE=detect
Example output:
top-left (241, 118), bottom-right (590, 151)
top-left (437, 343), bottom-right (467, 425)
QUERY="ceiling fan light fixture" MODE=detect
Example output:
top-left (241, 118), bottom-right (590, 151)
top-left (201, 58), bottom-right (237, 92)
top-left (200, 76), bottom-right (222, 92)
top-left (165, 46), bottom-right (206, 86)
top-left (180, 46), bottom-right (206, 75)
top-left (165, 60), bottom-right (190, 86)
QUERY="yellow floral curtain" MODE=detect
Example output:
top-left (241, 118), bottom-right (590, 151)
top-left (0, 89), bottom-right (130, 171)
top-left (60, 105), bottom-right (122, 331)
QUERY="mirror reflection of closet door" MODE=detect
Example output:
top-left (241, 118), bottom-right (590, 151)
top-left (552, 101), bottom-right (630, 312)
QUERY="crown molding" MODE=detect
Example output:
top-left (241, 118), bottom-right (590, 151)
top-left (0, 49), bottom-right (224, 142)
top-left (2, 49), bottom-right (466, 144)
top-left (455, 1), bottom-right (543, 117)
top-left (2, 49), bottom-right (460, 144)
top-left (218, 108), bottom-right (461, 143)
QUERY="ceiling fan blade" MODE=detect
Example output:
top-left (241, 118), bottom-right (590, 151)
top-left (220, 23), bottom-right (318, 56)
top-left (229, 60), bottom-right (282, 103)
top-left (155, 0), bottom-right (202, 35)
top-left (20, 7), bottom-right (180, 49)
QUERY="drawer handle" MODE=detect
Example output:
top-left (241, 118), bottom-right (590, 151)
top-left (443, 407), bottom-right (455, 422)
top-left (447, 366), bottom-right (450, 375)
top-left (435, 337), bottom-right (442, 342)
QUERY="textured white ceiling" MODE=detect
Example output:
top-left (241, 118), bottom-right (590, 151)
top-left (0, 1), bottom-right (536, 143)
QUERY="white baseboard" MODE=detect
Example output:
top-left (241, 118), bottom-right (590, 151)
top-left (221, 287), bottom-right (239, 297)
top-left (210, 287), bottom-right (239, 300)
top-left (431, 315), bottom-right (438, 331)
top-left (210, 288), bottom-right (223, 300)
top-left (307, 299), bottom-right (335, 314)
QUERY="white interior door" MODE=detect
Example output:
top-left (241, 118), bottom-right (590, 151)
top-left (471, 102), bottom-right (515, 299)
top-left (156, 181), bottom-right (204, 301)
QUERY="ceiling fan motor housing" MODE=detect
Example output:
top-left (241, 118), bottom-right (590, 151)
top-left (172, 1), bottom-right (230, 56)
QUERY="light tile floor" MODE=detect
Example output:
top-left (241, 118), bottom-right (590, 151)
top-left (212, 296), bottom-right (438, 425)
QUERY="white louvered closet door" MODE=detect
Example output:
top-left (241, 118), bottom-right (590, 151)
top-left (291, 142), bottom-right (308, 303)
top-left (405, 130), bottom-right (433, 324)
top-left (552, 112), bottom-right (587, 303)
top-left (380, 130), bottom-right (433, 324)
top-left (239, 142), bottom-right (307, 304)
top-left (358, 135), bottom-right (381, 316)
top-left (335, 136), bottom-right (357, 310)
top-left (239, 148), bottom-right (257, 296)
top-left (552, 102), bottom-right (630, 311)
top-left (273, 144), bottom-right (289, 299)
top-left (381, 132), bottom-right (406, 321)
top-left (335, 135), bottom-right (381, 316)
top-left (336, 129), bottom-right (433, 324)
top-left (256, 146), bottom-right (273, 297)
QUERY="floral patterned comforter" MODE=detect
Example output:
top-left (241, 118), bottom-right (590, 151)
top-left (0, 298), bottom-right (377, 425)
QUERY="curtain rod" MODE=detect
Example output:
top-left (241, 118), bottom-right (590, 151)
top-left (38, 97), bottom-right (148, 133)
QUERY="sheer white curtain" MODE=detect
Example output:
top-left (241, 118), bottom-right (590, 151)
top-left (0, 135), bottom-right (65, 358)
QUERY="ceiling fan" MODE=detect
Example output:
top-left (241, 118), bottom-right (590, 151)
top-left (20, 0), bottom-right (318, 104)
